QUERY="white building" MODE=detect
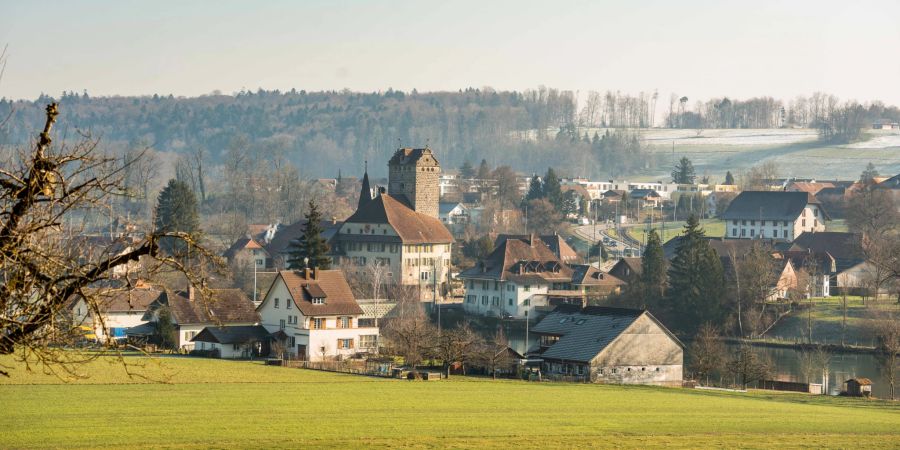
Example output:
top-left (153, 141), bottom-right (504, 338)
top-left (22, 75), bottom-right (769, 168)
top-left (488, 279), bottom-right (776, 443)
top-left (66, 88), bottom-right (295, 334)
top-left (458, 235), bottom-right (573, 319)
top-left (723, 191), bottom-right (827, 241)
top-left (439, 202), bottom-right (469, 225)
top-left (257, 268), bottom-right (379, 361)
top-left (69, 283), bottom-right (164, 342)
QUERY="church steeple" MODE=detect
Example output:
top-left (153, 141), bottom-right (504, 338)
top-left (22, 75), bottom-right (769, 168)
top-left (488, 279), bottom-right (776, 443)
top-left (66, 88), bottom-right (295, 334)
top-left (357, 161), bottom-right (372, 210)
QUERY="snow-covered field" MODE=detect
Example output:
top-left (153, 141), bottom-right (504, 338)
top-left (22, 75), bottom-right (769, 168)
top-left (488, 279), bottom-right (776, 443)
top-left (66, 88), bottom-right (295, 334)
top-left (640, 128), bottom-right (819, 146)
top-left (845, 132), bottom-right (900, 149)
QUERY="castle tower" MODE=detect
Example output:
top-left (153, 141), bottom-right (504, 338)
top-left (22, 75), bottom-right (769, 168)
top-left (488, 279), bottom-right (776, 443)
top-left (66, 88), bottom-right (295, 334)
top-left (388, 147), bottom-right (440, 218)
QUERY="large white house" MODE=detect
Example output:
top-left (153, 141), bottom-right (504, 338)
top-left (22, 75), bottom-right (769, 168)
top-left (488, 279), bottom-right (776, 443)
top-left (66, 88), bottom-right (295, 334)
top-left (69, 283), bottom-right (164, 342)
top-left (458, 235), bottom-right (574, 319)
top-left (258, 268), bottom-right (379, 361)
top-left (722, 191), bottom-right (827, 241)
top-left (331, 149), bottom-right (454, 301)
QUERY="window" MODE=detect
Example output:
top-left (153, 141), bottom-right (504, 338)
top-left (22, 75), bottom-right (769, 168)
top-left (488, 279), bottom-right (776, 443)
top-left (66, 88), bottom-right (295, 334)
top-left (482, 280), bottom-right (489, 289)
top-left (360, 335), bottom-right (378, 349)
top-left (783, 229), bottom-right (789, 238)
top-left (274, 298), bottom-right (280, 308)
top-left (337, 338), bottom-right (354, 349)
top-left (184, 331), bottom-right (196, 341)
top-left (494, 281), bottom-right (499, 291)
top-left (420, 271), bottom-right (430, 281)
top-left (523, 299), bottom-right (530, 306)
top-left (524, 285), bottom-right (531, 292)
top-left (339, 317), bottom-right (351, 328)
top-left (279, 319), bottom-right (286, 330)
top-left (750, 220), bottom-right (755, 226)
top-left (742, 220), bottom-right (747, 225)
top-left (492, 296), bottom-right (499, 306)
top-left (802, 219), bottom-right (806, 227)
top-left (506, 284), bottom-right (513, 292)
top-left (783, 221), bottom-right (789, 226)
top-left (286, 299), bottom-right (292, 309)
top-left (732, 220), bottom-right (738, 225)
top-left (732, 228), bottom-right (737, 237)
top-left (741, 229), bottom-right (746, 237)
top-left (481, 295), bottom-right (488, 305)
top-left (467, 295), bottom-right (475, 304)
top-left (312, 318), bottom-right (326, 329)
top-left (508, 298), bottom-right (514, 306)
top-left (289, 336), bottom-right (296, 347)
top-left (233, 344), bottom-right (240, 351)
top-left (750, 229), bottom-right (755, 237)
top-left (760, 220), bottom-right (766, 226)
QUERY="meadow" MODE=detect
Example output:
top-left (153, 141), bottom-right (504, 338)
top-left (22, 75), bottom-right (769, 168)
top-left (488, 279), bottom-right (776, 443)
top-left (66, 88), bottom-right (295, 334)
top-left (626, 219), bottom-right (725, 245)
top-left (1, 356), bottom-right (898, 449)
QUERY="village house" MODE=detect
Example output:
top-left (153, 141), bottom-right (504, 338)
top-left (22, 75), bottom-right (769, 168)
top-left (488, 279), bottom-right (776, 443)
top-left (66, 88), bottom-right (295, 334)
top-left (495, 234), bottom-right (579, 264)
top-left (69, 282), bottom-right (164, 342)
top-left (783, 231), bottom-right (871, 295)
top-left (190, 325), bottom-right (271, 359)
top-left (531, 305), bottom-right (683, 386)
top-left (257, 268), bottom-right (379, 361)
top-left (608, 257), bottom-right (643, 283)
top-left (723, 191), bottom-right (828, 241)
top-left (330, 149), bottom-right (454, 301)
top-left (439, 201), bottom-right (469, 226)
top-left (629, 189), bottom-right (662, 208)
top-left (459, 235), bottom-right (573, 319)
top-left (223, 235), bottom-right (271, 270)
top-left (568, 264), bottom-right (627, 301)
top-left (138, 286), bottom-right (259, 351)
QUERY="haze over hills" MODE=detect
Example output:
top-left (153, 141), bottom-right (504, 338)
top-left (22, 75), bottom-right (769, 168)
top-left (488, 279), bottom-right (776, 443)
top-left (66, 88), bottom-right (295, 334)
top-left (1, 88), bottom-right (898, 181)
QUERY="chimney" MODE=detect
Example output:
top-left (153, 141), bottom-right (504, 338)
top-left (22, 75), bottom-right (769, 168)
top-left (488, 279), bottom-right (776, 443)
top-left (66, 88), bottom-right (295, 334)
top-left (304, 267), bottom-right (311, 280)
top-left (187, 283), bottom-right (195, 301)
top-left (331, 216), bottom-right (337, 225)
top-left (312, 267), bottom-right (318, 280)
top-left (529, 233), bottom-right (536, 247)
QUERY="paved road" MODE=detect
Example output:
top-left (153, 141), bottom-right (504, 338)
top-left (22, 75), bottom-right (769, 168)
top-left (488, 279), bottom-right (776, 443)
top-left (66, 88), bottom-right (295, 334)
top-left (572, 223), bottom-right (642, 258)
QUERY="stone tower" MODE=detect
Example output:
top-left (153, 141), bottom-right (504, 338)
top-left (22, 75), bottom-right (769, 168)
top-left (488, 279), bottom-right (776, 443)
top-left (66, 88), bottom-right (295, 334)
top-left (388, 147), bottom-right (440, 218)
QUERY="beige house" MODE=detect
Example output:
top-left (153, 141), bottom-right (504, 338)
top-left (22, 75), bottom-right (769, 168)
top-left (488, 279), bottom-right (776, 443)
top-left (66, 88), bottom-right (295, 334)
top-left (331, 149), bottom-right (454, 301)
top-left (532, 306), bottom-right (683, 386)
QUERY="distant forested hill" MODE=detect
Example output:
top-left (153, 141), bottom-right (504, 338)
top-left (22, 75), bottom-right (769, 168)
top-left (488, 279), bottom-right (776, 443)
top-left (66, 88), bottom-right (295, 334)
top-left (1, 88), bottom-right (896, 178)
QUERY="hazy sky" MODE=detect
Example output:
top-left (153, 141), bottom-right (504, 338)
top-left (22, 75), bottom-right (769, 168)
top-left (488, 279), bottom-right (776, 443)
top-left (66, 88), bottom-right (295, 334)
top-left (2, 0), bottom-right (899, 105)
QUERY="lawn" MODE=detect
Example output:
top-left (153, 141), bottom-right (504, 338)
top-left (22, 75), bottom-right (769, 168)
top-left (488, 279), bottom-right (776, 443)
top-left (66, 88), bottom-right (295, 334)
top-left (766, 297), bottom-right (900, 347)
top-left (627, 219), bottom-right (725, 245)
top-left (1, 356), bottom-right (898, 448)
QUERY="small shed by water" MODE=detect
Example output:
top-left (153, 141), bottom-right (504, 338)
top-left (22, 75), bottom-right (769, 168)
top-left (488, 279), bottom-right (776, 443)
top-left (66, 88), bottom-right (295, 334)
top-left (844, 378), bottom-right (873, 397)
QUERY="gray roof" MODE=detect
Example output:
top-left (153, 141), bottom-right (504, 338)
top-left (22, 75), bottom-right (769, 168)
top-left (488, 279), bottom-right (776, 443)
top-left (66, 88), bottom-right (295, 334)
top-left (439, 202), bottom-right (466, 215)
top-left (531, 306), bottom-right (645, 363)
top-left (190, 325), bottom-right (271, 344)
top-left (722, 191), bottom-right (826, 221)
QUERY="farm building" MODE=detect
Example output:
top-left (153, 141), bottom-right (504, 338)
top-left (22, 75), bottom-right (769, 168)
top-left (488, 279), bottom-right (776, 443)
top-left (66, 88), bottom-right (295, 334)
top-left (844, 378), bottom-right (873, 397)
top-left (191, 325), bottom-right (271, 358)
top-left (531, 306), bottom-right (683, 386)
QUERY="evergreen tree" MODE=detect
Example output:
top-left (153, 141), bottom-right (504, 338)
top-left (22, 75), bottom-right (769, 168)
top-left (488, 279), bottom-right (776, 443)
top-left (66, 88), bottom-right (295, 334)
top-left (671, 157), bottom-right (697, 184)
top-left (860, 162), bottom-right (879, 185)
top-left (154, 179), bottom-right (200, 253)
top-left (525, 174), bottom-right (544, 202)
top-left (459, 160), bottom-right (475, 179)
top-left (154, 306), bottom-right (178, 349)
top-left (665, 215), bottom-right (725, 334)
top-left (543, 167), bottom-right (562, 210)
top-left (287, 200), bottom-right (332, 270)
top-left (724, 171), bottom-right (735, 185)
top-left (561, 190), bottom-right (579, 217)
top-left (641, 229), bottom-right (667, 302)
top-left (476, 159), bottom-right (491, 180)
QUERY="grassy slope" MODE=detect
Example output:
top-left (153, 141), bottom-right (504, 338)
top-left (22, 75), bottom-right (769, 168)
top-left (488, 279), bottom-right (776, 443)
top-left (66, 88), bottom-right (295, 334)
top-left (1, 357), bottom-right (898, 449)
top-left (627, 219), bottom-right (725, 245)
top-left (766, 297), bottom-right (900, 346)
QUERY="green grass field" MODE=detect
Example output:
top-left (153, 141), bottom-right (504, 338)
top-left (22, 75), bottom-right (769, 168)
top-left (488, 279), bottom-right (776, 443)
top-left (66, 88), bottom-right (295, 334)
top-left (766, 297), bottom-right (900, 346)
top-left (627, 219), bottom-right (725, 245)
top-left (1, 356), bottom-right (898, 448)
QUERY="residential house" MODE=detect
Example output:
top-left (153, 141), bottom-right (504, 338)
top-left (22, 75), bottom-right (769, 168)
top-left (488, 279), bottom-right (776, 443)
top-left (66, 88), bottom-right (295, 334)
top-left (531, 305), bottom-right (683, 386)
top-left (439, 202), bottom-right (469, 226)
top-left (223, 236), bottom-right (271, 271)
top-left (568, 264), bottom-right (627, 301)
top-left (601, 190), bottom-right (627, 204)
top-left (257, 268), bottom-right (379, 361)
top-left (494, 234), bottom-right (579, 264)
top-left (629, 189), bottom-right (662, 208)
top-left (608, 257), bottom-right (643, 283)
top-left (872, 120), bottom-right (899, 130)
top-left (458, 235), bottom-right (573, 319)
top-left (785, 231), bottom-right (868, 294)
top-left (69, 283), bottom-right (165, 342)
top-left (331, 151), bottom-right (454, 301)
top-left (141, 286), bottom-right (260, 351)
top-left (190, 325), bottom-right (271, 358)
top-left (785, 181), bottom-right (836, 196)
top-left (723, 191), bottom-right (828, 241)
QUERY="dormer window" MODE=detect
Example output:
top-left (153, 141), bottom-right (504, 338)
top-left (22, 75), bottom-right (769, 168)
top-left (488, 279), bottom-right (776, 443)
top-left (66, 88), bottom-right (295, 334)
top-left (312, 297), bottom-right (325, 305)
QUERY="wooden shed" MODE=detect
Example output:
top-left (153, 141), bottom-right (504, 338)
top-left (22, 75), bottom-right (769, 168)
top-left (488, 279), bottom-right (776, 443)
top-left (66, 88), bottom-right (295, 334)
top-left (844, 378), bottom-right (873, 397)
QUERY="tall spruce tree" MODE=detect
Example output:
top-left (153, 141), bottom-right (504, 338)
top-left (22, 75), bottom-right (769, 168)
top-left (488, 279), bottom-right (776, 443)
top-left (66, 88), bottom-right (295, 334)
top-left (671, 156), bottom-right (697, 184)
top-left (665, 215), bottom-right (725, 334)
top-left (724, 171), bottom-right (735, 185)
top-left (641, 229), bottom-right (667, 303)
top-left (526, 174), bottom-right (543, 202)
top-left (154, 179), bottom-right (200, 253)
top-left (459, 160), bottom-right (475, 179)
top-left (287, 200), bottom-right (332, 270)
top-left (476, 159), bottom-right (491, 180)
top-left (543, 167), bottom-right (562, 210)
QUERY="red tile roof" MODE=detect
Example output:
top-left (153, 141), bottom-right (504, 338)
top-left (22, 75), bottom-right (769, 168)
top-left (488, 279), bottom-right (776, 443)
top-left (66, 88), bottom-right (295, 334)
top-left (344, 194), bottom-right (453, 244)
top-left (277, 269), bottom-right (364, 316)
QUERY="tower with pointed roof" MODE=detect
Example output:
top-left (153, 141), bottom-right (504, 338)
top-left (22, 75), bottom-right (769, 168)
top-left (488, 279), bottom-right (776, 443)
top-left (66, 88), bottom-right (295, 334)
top-left (388, 148), bottom-right (440, 218)
top-left (357, 161), bottom-right (373, 211)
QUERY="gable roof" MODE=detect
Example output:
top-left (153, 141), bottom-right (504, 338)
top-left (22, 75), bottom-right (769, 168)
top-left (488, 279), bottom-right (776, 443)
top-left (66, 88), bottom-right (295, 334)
top-left (439, 202), bottom-right (467, 215)
top-left (92, 287), bottom-right (166, 313)
top-left (262, 220), bottom-right (343, 258)
top-left (630, 189), bottom-right (661, 199)
top-left (877, 173), bottom-right (900, 190)
top-left (723, 191), bottom-right (827, 221)
top-left (569, 264), bottom-right (627, 287)
top-left (273, 269), bottom-right (364, 316)
top-left (223, 236), bottom-right (265, 259)
top-left (191, 325), bottom-right (271, 345)
top-left (608, 257), bottom-right (643, 279)
top-left (459, 237), bottom-right (572, 283)
top-left (150, 288), bottom-right (259, 325)
top-left (494, 234), bottom-right (578, 262)
top-left (532, 306), bottom-right (646, 363)
top-left (344, 194), bottom-right (453, 244)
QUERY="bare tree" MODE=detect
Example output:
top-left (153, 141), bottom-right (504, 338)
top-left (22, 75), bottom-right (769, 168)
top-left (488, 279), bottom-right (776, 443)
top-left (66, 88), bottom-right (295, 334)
top-left (381, 286), bottom-right (436, 369)
top-left (474, 327), bottom-right (515, 380)
top-left (0, 104), bottom-right (218, 377)
top-left (689, 323), bottom-right (727, 386)
top-left (726, 345), bottom-right (774, 389)
top-left (433, 322), bottom-right (481, 378)
top-left (869, 311), bottom-right (900, 400)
